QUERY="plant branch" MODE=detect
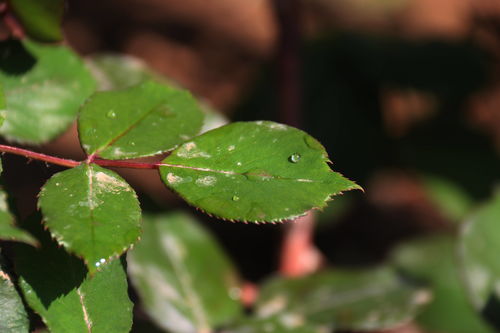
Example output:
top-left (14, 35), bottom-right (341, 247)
top-left (0, 144), bottom-right (160, 169)
top-left (0, 144), bottom-right (81, 168)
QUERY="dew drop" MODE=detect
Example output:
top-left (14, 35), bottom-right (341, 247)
top-left (130, 141), bottom-right (136, 146)
top-left (288, 153), bottom-right (301, 163)
top-left (55, 182), bottom-right (60, 186)
top-left (232, 195), bottom-right (240, 201)
top-left (106, 110), bottom-right (116, 119)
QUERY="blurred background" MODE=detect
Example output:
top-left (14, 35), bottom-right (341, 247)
top-left (5, 0), bottom-right (500, 332)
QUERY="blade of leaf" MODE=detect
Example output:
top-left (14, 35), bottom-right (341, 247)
top-left (391, 235), bottom-right (494, 333)
top-left (459, 190), bottom-right (500, 330)
top-left (159, 121), bottom-right (361, 223)
top-left (0, 254), bottom-right (29, 333)
top-left (0, 39), bottom-right (96, 143)
top-left (127, 212), bottom-right (242, 333)
top-left (255, 267), bottom-right (429, 331)
top-left (8, 0), bottom-right (64, 42)
top-left (38, 163), bottom-right (141, 274)
top-left (78, 80), bottom-right (204, 159)
top-left (15, 215), bottom-right (133, 333)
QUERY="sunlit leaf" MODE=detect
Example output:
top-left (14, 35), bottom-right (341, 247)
top-left (159, 121), bottom-right (360, 222)
top-left (38, 163), bottom-right (141, 274)
top-left (255, 267), bottom-right (429, 331)
top-left (459, 190), bottom-right (500, 329)
top-left (78, 80), bottom-right (204, 159)
top-left (9, 0), bottom-right (64, 42)
top-left (15, 215), bottom-right (132, 333)
top-left (0, 39), bottom-right (96, 143)
top-left (0, 254), bottom-right (29, 333)
top-left (391, 235), bottom-right (493, 333)
top-left (128, 212), bottom-right (242, 333)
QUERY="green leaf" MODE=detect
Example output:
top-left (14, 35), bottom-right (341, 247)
top-left (0, 84), bottom-right (5, 127)
top-left (38, 163), bottom-right (141, 274)
top-left (422, 175), bottom-right (474, 221)
top-left (78, 80), bottom-right (204, 159)
top-left (0, 255), bottom-right (29, 333)
top-left (0, 39), bottom-right (96, 143)
top-left (459, 190), bottom-right (500, 329)
top-left (0, 188), bottom-right (37, 245)
top-left (159, 121), bottom-right (360, 222)
top-left (9, 0), bottom-right (64, 42)
top-left (15, 216), bottom-right (132, 333)
top-left (86, 54), bottom-right (157, 91)
top-left (391, 235), bottom-right (493, 333)
top-left (128, 212), bottom-right (242, 333)
top-left (255, 267), bottom-right (429, 331)
top-left (222, 317), bottom-right (321, 333)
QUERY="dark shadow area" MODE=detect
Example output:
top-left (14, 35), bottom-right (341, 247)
top-left (481, 292), bottom-right (500, 330)
top-left (0, 39), bottom-right (37, 75)
top-left (14, 214), bottom-right (87, 308)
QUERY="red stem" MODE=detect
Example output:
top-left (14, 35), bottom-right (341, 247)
top-left (0, 144), bottom-right (162, 169)
top-left (0, 144), bottom-right (81, 168)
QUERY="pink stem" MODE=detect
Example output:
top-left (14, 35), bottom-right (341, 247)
top-left (0, 144), bottom-right (162, 169)
top-left (0, 144), bottom-right (81, 168)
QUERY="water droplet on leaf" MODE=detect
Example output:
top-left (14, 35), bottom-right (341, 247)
top-left (288, 153), bottom-right (301, 163)
top-left (106, 110), bottom-right (116, 119)
top-left (232, 195), bottom-right (240, 201)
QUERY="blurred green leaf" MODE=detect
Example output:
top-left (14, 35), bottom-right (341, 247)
top-left (255, 267), bottom-right (428, 331)
top-left (0, 255), bottom-right (29, 333)
top-left (391, 235), bottom-right (493, 333)
top-left (38, 163), bottom-right (141, 274)
top-left (9, 0), bottom-right (64, 42)
top-left (128, 212), bottom-right (242, 333)
top-left (0, 39), bottom-right (96, 143)
top-left (87, 53), bottom-right (227, 137)
top-left (15, 215), bottom-right (132, 333)
top-left (78, 80), bottom-right (204, 159)
top-left (221, 316), bottom-right (322, 333)
top-left (422, 175), bottom-right (474, 221)
top-left (459, 190), bottom-right (500, 329)
top-left (0, 84), bottom-right (5, 127)
top-left (159, 121), bottom-right (360, 222)
top-left (86, 54), bottom-right (158, 91)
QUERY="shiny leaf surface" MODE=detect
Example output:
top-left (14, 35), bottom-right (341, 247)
top-left (0, 40), bottom-right (96, 143)
top-left (160, 121), bottom-right (360, 222)
top-left (38, 163), bottom-right (141, 274)
top-left (78, 80), bottom-right (204, 159)
top-left (128, 212), bottom-right (242, 333)
top-left (255, 267), bottom-right (428, 331)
